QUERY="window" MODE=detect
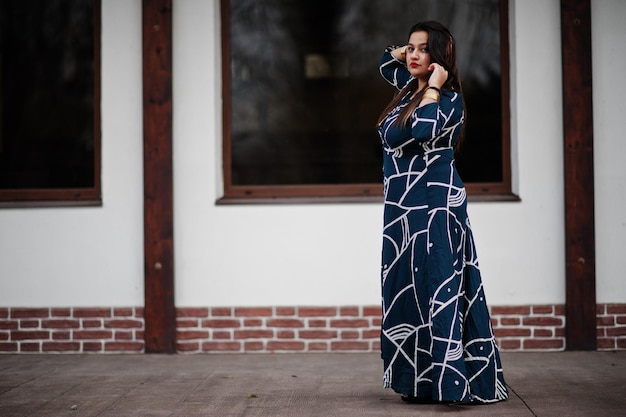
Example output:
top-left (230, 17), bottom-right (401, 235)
top-left (0, 0), bottom-right (101, 206)
top-left (221, 0), bottom-right (513, 202)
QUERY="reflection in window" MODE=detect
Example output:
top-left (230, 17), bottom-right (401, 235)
top-left (0, 0), bottom-right (97, 192)
top-left (225, 0), bottom-right (507, 194)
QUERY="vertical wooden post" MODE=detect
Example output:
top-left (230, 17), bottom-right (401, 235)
top-left (561, 0), bottom-right (596, 350)
top-left (142, 0), bottom-right (175, 353)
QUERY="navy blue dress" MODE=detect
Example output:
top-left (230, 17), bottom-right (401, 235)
top-left (377, 48), bottom-right (508, 403)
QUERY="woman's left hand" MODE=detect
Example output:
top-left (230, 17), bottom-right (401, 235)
top-left (427, 63), bottom-right (448, 89)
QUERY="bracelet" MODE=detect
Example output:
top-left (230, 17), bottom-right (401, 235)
top-left (426, 86), bottom-right (441, 93)
top-left (400, 46), bottom-right (407, 60)
top-left (422, 91), bottom-right (440, 102)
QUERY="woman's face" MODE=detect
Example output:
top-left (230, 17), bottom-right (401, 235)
top-left (405, 30), bottom-right (431, 81)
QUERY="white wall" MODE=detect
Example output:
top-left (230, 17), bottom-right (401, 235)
top-left (592, 0), bottom-right (626, 303)
top-left (0, 0), bottom-right (145, 307)
top-left (172, 0), bottom-right (567, 308)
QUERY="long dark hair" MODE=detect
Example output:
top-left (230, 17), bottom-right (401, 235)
top-left (377, 21), bottom-right (465, 147)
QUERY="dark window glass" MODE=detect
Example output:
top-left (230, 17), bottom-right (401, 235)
top-left (222, 0), bottom-right (511, 200)
top-left (0, 0), bottom-right (100, 204)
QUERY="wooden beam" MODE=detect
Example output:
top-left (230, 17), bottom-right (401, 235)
top-left (142, 0), bottom-right (175, 353)
top-left (561, 0), bottom-right (596, 350)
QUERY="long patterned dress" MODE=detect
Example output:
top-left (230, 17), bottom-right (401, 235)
top-left (377, 48), bottom-right (508, 404)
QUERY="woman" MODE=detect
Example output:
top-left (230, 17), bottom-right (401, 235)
top-left (377, 21), bottom-right (508, 404)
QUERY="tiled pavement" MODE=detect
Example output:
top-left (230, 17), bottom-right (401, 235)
top-left (1, 351), bottom-right (625, 416)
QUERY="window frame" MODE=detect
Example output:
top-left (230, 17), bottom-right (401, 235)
top-left (0, 0), bottom-right (102, 208)
top-left (219, 0), bottom-right (515, 204)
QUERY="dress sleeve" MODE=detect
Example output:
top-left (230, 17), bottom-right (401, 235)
top-left (410, 92), bottom-right (463, 143)
top-left (379, 46), bottom-right (412, 91)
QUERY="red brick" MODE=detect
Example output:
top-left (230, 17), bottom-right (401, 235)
top-left (494, 328), bottom-right (531, 337)
top-left (0, 308), bottom-right (8, 319)
top-left (555, 327), bottom-right (566, 337)
top-left (105, 319), bottom-right (143, 329)
top-left (299, 330), bottom-right (337, 339)
top-left (177, 330), bottom-right (209, 340)
top-left (235, 307), bottom-right (273, 317)
top-left (362, 329), bottom-right (380, 339)
top-left (19, 320), bottom-right (40, 329)
top-left (372, 341), bottom-right (381, 351)
top-left (276, 307), bottom-right (296, 316)
top-left (83, 342), bottom-right (102, 352)
top-left (607, 304), bottom-right (626, 315)
top-left (597, 304), bottom-right (607, 315)
top-left (363, 306), bottom-right (382, 316)
top-left (82, 320), bottom-right (103, 328)
top-left (617, 316), bottom-right (626, 325)
top-left (0, 332), bottom-right (8, 341)
top-left (177, 319), bottom-right (198, 328)
top-left (0, 342), bottom-right (18, 352)
top-left (210, 308), bottom-right (232, 317)
top-left (11, 331), bottom-right (49, 341)
top-left (234, 330), bottom-right (273, 339)
top-left (617, 338), bottom-right (626, 349)
top-left (135, 308), bottom-right (144, 318)
top-left (11, 308), bottom-right (49, 319)
top-left (597, 316), bottom-right (615, 326)
top-left (136, 330), bottom-right (144, 340)
top-left (491, 318), bottom-right (498, 327)
top-left (267, 341), bottom-right (304, 351)
top-left (244, 319), bottom-right (263, 327)
top-left (371, 317), bottom-right (382, 327)
top-left (309, 342), bottom-right (328, 351)
top-left (202, 341), bottom-right (241, 351)
top-left (245, 341), bottom-right (264, 351)
top-left (498, 339), bottom-right (521, 350)
top-left (266, 319), bottom-right (304, 328)
top-left (114, 308), bottom-right (134, 317)
top-left (330, 319), bottom-right (369, 328)
top-left (298, 307), bottom-right (337, 317)
top-left (308, 320), bottom-right (327, 328)
top-left (491, 306), bottom-right (531, 315)
top-left (115, 331), bottom-right (133, 340)
top-left (277, 330), bottom-right (295, 339)
top-left (500, 317), bottom-right (521, 326)
top-left (0, 321), bottom-right (18, 330)
top-left (331, 341), bottom-right (369, 351)
top-left (177, 342), bottom-right (200, 352)
top-left (177, 308), bottom-right (209, 318)
top-left (43, 320), bottom-right (80, 329)
top-left (523, 339), bottom-right (564, 350)
top-left (105, 342), bottom-right (144, 352)
top-left (51, 308), bottom-right (71, 317)
top-left (341, 330), bottom-right (359, 339)
top-left (52, 331), bottom-right (70, 340)
top-left (340, 306), bottom-right (359, 316)
top-left (213, 331), bottom-right (232, 340)
top-left (523, 317), bottom-right (563, 327)
top-left (532, 305), bottom-right (554, 314)
top-left (607, 327), bottom-right (626, 337)
top-left (554, 305), bottom-right (565, 315)
top-left (20, 343), bottom-right (41, 352)
top-left (597, 328), bottom-right (606, 337)
top-left (597, 338), bottom-right (616, 350)
top-left (43, 342), bottom-right (80, 352)
top-left (201, 319), bottom-right (240, 328)
top-left (73, 330), bottom-right (113, 340)
top-left (73, 308), bottom-right (111, 318)
top-left (533, 329), bottom-right (553, 338)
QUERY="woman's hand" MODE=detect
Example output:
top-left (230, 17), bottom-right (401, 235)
top-left (427, 63), bottom-right (448, 89)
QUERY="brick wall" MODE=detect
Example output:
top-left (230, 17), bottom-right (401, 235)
top-left (1, 304), bottom-right (625, 353)
top-left (0, 308), bottom-right (144, 353)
